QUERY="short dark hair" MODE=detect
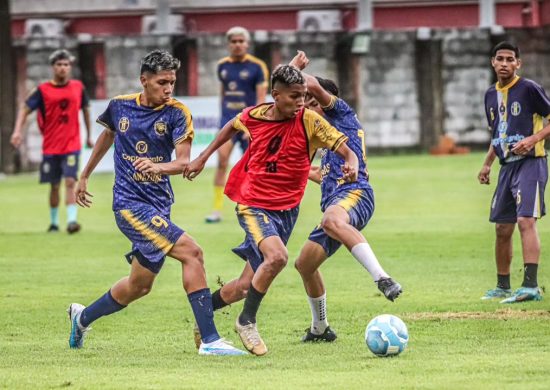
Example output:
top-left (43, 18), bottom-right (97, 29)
top-left (491, 41), bottom-right (520, 58)
top-left (140, 49), bottom-right (181, 74)
top-left (49, 49), bottom-right (74, 65)
top-left (315, 76), bottom-right (339, 97)
top-left (271, 65), bottom-right (305, 89)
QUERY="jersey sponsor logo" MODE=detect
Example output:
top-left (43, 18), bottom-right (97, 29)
top-left (498, 121), bottom-right (508, 137)
top-left (239, 70), bottom-right (249, 80)
top-left (132, 171), bottom-right (163, 183)
top-left (228, 81), bottom-right (238, 91)
top-left (135, 141), bottom-right (148, 154)
top-left (511, 101), bottom-right (521, 116)
top-left (154, 120), bottom-right (167, 136)
top-left (119, 117), bottom-right (130, 133)
top-left (122, 153), bottom-right (164, 163)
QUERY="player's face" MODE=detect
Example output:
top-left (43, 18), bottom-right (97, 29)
top-left (228, 34), bottom-right (249, 58)
top-left (52, 60), bottom-right (71, 80)
top-left (141, 70), bottom-right (176, 107)
top-left (272, 83), bottom-right (307, 119)
top-left (305, 94), bottom-right (323, 116)
top-left (491, 49), bottom-right (521, 82)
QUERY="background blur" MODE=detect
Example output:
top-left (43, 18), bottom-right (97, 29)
top-left (1, 0), bottom-right (549, 172)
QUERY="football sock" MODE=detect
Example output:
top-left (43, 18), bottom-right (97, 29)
top-left (497, 274), bottom-right (511, 290)
top-left (66, 204), bottom-right (78, 224)
top-left (307, 292), bottom-right (328, 335)
top-left (522, 264), bottom-right (538, 288)
top-left (50, 207), bottom-right (59, 226)
top-left (188, 288), bottom-right (220, 344)
top-left (238, 284), bottom-right (265, 325)
top-left (213, 185), bottom-right (224, 212)
top-left (211, 289), bottom-right (229, 311)
top-left (350, 242), bottom-right (389, 281)
top-left (79, 290), bottom-right (126, 328)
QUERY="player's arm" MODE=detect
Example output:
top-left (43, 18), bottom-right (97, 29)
top-left (478, 144), bottom-right (496, 185)
top-left (184, 119), bottom-right (240, 180)
top-left (308, 166), bottom-right (322, 184)
top-left (511, 122), bottom-right (550, 155)
top-left (289, 50), bottom-right (332, 107)
top-left (334, 142), bottom-right (359, 183)
top-left (256, 82), bottom-right (267, 105)
top-left (10, 105), bottom-right (32, 148)
top-left (76, 128), bottom-right (115, 207)
top-left (133, 138), bottom-right (191, 176)
top-left (82, 106), bottom-right (94, 148)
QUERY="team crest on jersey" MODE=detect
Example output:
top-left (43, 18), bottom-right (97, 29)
top-left (229, 81), bottom-right (238, 91)
top-left (511, 101), bottom-right (521, 116)
top-left (119, 117), bottom-right (130, 133)
top-left (154, 120), bottom-right (167, 136)
top-left (220, 69), bottom-right (228, 79)
top-left (239, 70), bottom-right (249, 80)
top-left (135, 141), bottom-right (148, 154)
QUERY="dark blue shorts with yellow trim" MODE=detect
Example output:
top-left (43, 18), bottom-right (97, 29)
top-left (490, 157), bottom-right (547, 223)
top-left (114, 204), bottom-right (185, 274)
top-left (39, 151), bottom-right (79, 184)
top-left (309, 186), bottom-right (375, 257)
top-left (232, 204), bottom-right (300, 272)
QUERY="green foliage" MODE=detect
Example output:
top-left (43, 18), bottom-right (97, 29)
top-left (1, 153), bottom-right (549, 389)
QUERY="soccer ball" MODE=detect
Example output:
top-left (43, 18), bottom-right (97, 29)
top-left (365, 314), bottom-right (409, 357)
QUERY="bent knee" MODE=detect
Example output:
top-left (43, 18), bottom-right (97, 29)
top-left (264, 250), bottom-right (288, 270)
top-left (320, 215), bottom-right (345, 234)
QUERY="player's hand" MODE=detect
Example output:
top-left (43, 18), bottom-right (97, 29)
top-left (75, 178), bottom-right (93, 208)
top-left (86, 137), bottom-right (95, 149)
top-left (10, 132), bottom-right (23, 148)
top-left (289, 50), bottom-right (309, 70)
top-left (511, 136), bottom-right (536, 155)
top-left (478, 165), bottom-right (491, 185)
top-left (183, 157), bottom-right (206, 181)
top-left (133, 158), bottom-right (161, 174)
top-left (341, 163), bottom-right (357, 183)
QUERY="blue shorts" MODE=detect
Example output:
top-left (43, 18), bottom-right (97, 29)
top-left (232, 204), bottom-right (300, 272)
top-left (309, 187), bottom-right (375, 257)
top-left (39, 152), bottom-right (79, 184)
top-left (490, 157), bottom-right (547, 223)
top-left (114, 204), bottom-right (185, 273)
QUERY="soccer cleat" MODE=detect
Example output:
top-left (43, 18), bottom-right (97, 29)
top-left (193, 322), bottom-right (202, 350)
top-left (500, 287), bottom-right (543, 304)
top-left (205, 212), bottom-right (222, 223)
top-left (481, 287), bottom-right (512, 300)
top-left (235, 318), bottom-right (268, 356)
top-left (198, 338), bottom-right (248, 356)
top-left (67, 222), bottom-right (81, 234)
top-left (377, 277), bottom-right (402, 302)
top-left (47, 224), bottom-right (59, 232)
top-left (302, 326), bottom-right (337, 342)
top-left (67, 303), bottom-right (91, 349)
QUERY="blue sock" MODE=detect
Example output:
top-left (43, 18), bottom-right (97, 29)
top-left (66, 204), bottom-right (78, 224)
top-left (188, 288), bottom-right (219, 344)
top-left (50, 207), bottom-right (59, 226)
top-left (80, 290), bottom-right (126, 328)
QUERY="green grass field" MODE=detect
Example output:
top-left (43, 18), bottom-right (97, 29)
top-left (1, 153), bottom-right (549, 389)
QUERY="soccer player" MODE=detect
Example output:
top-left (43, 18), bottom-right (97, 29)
top-left (205, 26), bottom-right (269, 223)
top-left (184, 65), bottom-right (359, 355)
top-left (478, 41), bottom-right (550, 303)
top-left (288, 51), bottom-right (402, 342)
top-left (10, 49), bottom-right (93, 234)
top-left (67, 50), bottom-right (246, 356)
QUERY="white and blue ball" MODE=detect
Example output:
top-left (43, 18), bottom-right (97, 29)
top-left (365, 314), bottom-right (409, 357)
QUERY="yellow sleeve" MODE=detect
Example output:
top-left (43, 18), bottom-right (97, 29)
top-left (232, 113), bottom-right (251, 137)
top-left (321, 95), bottom-right (337, 110)
top-left (303, 109), bottom-right (348, 159)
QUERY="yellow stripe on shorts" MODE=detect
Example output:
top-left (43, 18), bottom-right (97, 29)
top-left (237, 204), bottom-right (264, 244)
top-left (119, 210), bottom-right (173, 254)
top-left (337, 189), bottom-right (363, 211)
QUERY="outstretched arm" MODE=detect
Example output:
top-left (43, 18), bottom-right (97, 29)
top-left (289, 50), bottom-right (332, 107)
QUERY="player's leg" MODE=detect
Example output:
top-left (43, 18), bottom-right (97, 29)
top-left (40, 155), bottom-right (61, 231)
top-left (62, 152), bottom-right (81, 234)
top-left (206, 139), bottom-right (234, 223)
top-left (294, 240), bottom-right (337, 342)
top-left (169, 233), bottom-right (246, 355)
top-left (48, 182), bottom-right (61, 231)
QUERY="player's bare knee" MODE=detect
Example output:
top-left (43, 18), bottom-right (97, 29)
top-left (265, 250), bottom-right (288, 271)
top-left (320, 215), bottom-right (343, 236)
top-left (495, 223), bottom-right (514, 239)
top-left (517, 217), bottom-right (536, 232)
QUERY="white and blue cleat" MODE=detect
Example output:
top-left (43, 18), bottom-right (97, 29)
top-left (67, 303), bottom-right (91, 349)
top-left (198, 338), bottom-right (248, 356)
top-left (481, 287), bottom-right (512, 300)
top-left (500, 287), bottom-right (543, 304)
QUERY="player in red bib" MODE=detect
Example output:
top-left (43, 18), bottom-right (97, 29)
top-left (11, 49), bottom-right (93, 234)
top-left (185, 65), bottom-right (359, 355)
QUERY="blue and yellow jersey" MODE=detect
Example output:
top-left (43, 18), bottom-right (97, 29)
top-left (319, 95), bottom-right (371, 209)
top-left (485, 76), bottom-right (550, 164)
top-left (96, 93), bottom-right (194, 214)
top-left (217, 53), bottom-right (269, 126)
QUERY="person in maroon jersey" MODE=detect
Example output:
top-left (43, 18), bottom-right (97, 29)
top-left (11, 49), bottom-right (93, 234)
top-left (184, 65), bottom-right (359, 356)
